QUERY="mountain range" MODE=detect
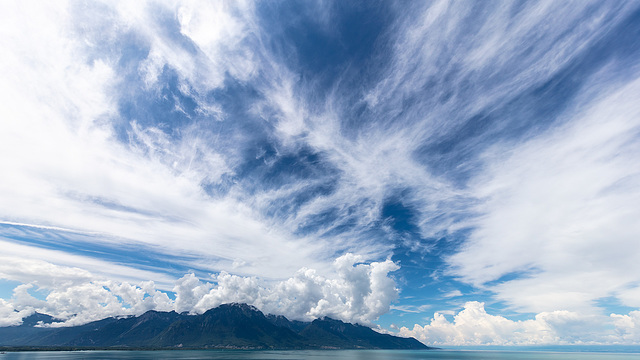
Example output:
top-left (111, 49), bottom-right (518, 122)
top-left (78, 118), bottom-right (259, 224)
top-left (0, 303), bottom-right (429, 350)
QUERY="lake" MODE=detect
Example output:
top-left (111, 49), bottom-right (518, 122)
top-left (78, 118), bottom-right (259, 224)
top-left (2, 350), bottom-right (640, 360)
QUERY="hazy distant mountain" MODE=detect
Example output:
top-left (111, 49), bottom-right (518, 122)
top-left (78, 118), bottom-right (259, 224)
top-left (0, 303), bottom-right (429, 350)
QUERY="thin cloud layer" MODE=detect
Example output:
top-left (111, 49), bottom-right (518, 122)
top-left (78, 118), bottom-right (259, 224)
top-left (449, 76), bottom-right (640, 314)
top-left (0, 240), bottom-right (176, 290)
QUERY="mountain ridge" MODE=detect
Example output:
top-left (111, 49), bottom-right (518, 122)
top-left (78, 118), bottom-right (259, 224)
top-left (0, 303), bottom-right (429, 350)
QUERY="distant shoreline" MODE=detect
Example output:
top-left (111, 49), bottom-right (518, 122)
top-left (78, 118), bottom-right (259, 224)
top-left (0, 346), bottom-right (434, 352)
top-left (2, 346), bottom-right (640, 354)
top-left (436, 345), bottom-right (640, 354)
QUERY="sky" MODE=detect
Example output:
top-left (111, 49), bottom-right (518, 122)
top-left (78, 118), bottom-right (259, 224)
top-left (1, 0), bottom-right (640, 346)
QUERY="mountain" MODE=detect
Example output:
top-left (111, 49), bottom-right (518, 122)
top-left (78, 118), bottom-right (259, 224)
top-left (0, 313), bottom-right (55, 345)
top-left (148, 303), bottom-right (306, 348)
top-left (0, 314), bottom-right (119, 347)
top-left (300, 317), bottom-right (426, 349)
top-left (0, 303), bottom-right (430, 350)
top-left (67, 310), bottom-right (182, 347)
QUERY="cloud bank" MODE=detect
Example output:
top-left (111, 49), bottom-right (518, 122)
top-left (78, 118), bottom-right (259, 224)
top-left (1, 254), bottom-right (398, 327)
top-left (399, 302), bottom-right (640, 346)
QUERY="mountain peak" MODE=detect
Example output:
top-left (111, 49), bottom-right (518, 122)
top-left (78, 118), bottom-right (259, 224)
top-left (220, 302), bottom-right (260, 312)
top-left (203, 302), bottom-right (265, 320)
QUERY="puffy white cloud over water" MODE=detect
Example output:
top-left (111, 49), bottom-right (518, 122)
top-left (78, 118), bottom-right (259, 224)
top-left (398, 302), bottom-right (639, 346)
top-left (178, 253), bottom-right (399, 324)
top-left (1, 254), bottom-right (398, 327)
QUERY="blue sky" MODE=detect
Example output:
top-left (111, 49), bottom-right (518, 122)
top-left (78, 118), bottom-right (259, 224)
top-left (1, 0), bottom-right (640, 345)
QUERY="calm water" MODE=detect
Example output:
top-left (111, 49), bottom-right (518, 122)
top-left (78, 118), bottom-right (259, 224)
top-left (2, 350), bottom-right (640, 360)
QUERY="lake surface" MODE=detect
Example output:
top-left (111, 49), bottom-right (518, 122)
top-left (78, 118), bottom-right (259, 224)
top-left (2, 350), bottom-right (640, 360)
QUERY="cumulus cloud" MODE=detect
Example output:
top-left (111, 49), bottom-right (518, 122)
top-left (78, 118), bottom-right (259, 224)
top-left (0, 247), bottom-right (176, 327)
top-left (0, 299), bottom-right (34, 327)
top-left (0, 253), bottom-right (398, 327)
top-left (612, 311), bottom-right (640, 343)
top-left (178, 253), bottom-right (399, 325)
top-left (40, 281), bottom-right (174, 327)
top-left (398, 301), bottom-right (637, 346)
top-left (0, 276), bottom-right (173, 328)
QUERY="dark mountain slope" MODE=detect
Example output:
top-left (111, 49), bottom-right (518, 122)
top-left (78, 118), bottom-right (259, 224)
top-left (68, 310), bottom-right (183, 346)
top-left (150, 303), bottom-right (307, 348)
top-left (266, 313), bottom-right (309, 332)
top-left (0, 314), bottom-right (118, 346)
top-left (300, 317), bottom-right (426, 349)
top-left (0, 313), bottom-right (56, 345)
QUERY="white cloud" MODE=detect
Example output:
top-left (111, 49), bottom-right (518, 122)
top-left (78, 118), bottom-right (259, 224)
top-left (177, 0), bottom-right (257, 86)
top-left (0, 258), bottom-right (174, 327)
top-left (442, 290), bottom-right (463, 298)
top-left (173, 273), bottom-right (214, 314)
top-left (0, 298), bottom-right (34, 327)
top-left (115, 0), bottom-right (257, 92)
top-left (332, 0), bottom-right (639, 242)
top-left (255, 75), bottom-right (309, 142)
top-left (179, 253), bottom-right (400, 325)
top-left (0, 240), bottom-right (176, 290)
top-left (398, 301), bottom-right (635, 346)
top-left (368, 0), bottom-right (632, 119)
top-left (448, 75), bottom-right (640, 313)
top-left (0, 245), bottom-right (177, 327)
top-left (612, 311), bottom-right (640, 343)
top-left (0, 0), bottom-right (352, 281)
top-left (242, 0), bottom-right (639, 253)
top-left (253, 101), bottom-right (459, 253)
top-left (0, 253), bottom-right (399, 327)
top-left (39, 280), bottom-right (173, 327)
top-left (391, 304), bottom-right (431, 314)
